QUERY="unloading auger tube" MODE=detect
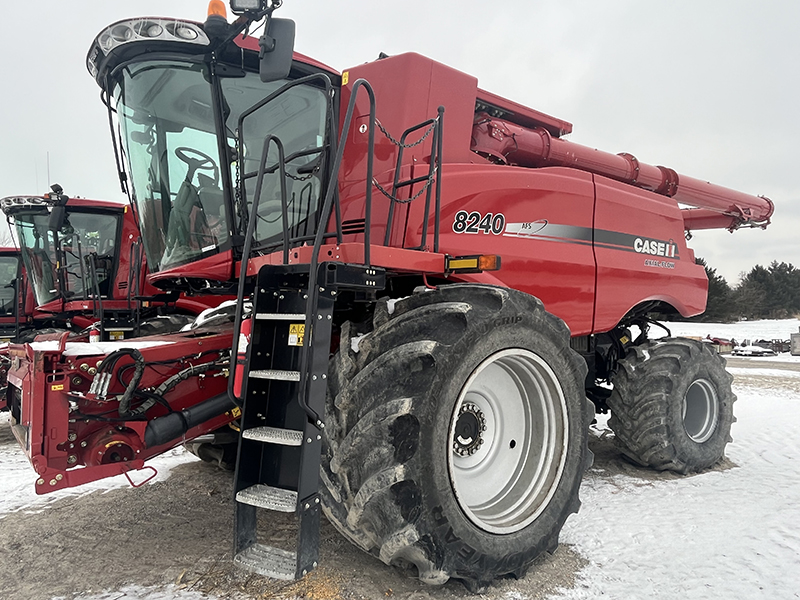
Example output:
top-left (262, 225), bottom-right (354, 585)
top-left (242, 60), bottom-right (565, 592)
top-left (471, 114), bottom-right (774, 231)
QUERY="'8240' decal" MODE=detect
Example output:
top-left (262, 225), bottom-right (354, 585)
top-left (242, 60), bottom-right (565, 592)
top-left (453, 210), bottom-right (506, 235)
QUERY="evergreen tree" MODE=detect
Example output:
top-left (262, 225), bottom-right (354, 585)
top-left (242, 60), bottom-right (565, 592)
top-left (694, 257), bottom-right (734, 322)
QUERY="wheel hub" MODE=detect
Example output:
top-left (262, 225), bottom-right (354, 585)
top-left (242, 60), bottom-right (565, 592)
top-left (683, 378), bottom-right (719, 443)
top-left (453, 402), bottom-right (486, 457)
top-left (448, 349), bottom-right (569, 534)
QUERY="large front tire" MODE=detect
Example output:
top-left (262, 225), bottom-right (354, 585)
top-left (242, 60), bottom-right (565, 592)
top-left (607, 337), bottom-right (735, 473)
top-left (320, 284), bottom-right (592, 590)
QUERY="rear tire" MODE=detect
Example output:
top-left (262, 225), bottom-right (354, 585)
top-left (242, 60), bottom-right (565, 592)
top-left (607, 337), bottom-right (735, 473)
top-left (320, 284), bottom-right (592, 590)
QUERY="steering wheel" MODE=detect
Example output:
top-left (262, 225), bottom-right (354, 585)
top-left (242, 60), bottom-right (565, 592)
top-left (175, 147), bottom-right (219, 186)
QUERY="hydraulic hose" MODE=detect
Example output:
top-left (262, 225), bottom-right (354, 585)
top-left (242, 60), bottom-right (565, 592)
top-left (97, 348), bottom-right (145, 417)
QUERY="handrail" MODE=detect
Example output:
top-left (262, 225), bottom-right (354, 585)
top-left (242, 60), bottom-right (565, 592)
top-left (227, 135), bottom-right (290, 407)
top-left (296, 78), bottom-right (376, 428)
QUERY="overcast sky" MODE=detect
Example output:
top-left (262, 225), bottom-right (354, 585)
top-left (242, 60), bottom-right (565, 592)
top-left (1, 0), bottom-right (797, 284)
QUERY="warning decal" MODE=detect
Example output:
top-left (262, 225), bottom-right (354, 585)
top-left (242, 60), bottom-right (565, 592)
top-left (288, 323), bottom-right (305, 347)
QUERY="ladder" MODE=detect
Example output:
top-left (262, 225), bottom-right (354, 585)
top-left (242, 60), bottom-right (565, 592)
top-left (232, 261), bottom-right (384, 580)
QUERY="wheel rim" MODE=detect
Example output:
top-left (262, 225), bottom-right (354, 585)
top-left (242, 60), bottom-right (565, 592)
top-left (682, 378), bottom-right (719, 443)
top-left (447, 348), bottom-right (569, 534)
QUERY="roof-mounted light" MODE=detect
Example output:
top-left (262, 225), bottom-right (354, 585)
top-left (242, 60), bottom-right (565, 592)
top-left (0, 196), bottom-right (52, 216)
top-left (87, 18), bottom-right (211, 78)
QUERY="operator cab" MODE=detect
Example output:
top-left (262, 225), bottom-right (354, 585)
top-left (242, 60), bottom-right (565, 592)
top-left (1, 196), bottom-right (121, 308)
top-left (87, 5), bottom-right (337, 290)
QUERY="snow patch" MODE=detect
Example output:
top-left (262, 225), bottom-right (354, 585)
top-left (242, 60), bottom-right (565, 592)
top-left (63, 340), bottom-right (175, 357)
top-left (28, 340), bottom-right (61, 351)
top-left (728, 367), bottom-right (800, 378)
top-left (386, 298), bottom-right (401, 315)
top-left (350, 334), bottom-right (365, 353)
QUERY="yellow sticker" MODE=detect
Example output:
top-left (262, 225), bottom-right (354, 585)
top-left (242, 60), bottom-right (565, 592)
top-left (342, 71), bottom-right (349, 85)
top-left (51, 384), bottom-right (64, 391)
top-left (230, 407), bottom-right (242, 419)
top-left (288, 323), bottom-right (305, 347)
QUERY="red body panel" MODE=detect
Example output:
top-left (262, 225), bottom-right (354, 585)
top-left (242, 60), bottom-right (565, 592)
top-left (334, 53), bottom-right (712, 330)
top-left (592, 178), bottom-right (706, 331)
top-left (148, 249), bottom-right (234, 287)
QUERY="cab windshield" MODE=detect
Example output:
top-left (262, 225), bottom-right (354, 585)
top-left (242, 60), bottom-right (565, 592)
top-left (113, 59), bottom-right (328, 272)
top-left (14, 211), bottom-right (119, 306)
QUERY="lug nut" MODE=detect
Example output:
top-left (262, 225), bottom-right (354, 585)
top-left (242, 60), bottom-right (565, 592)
top-left (79, 363), bottom-right (89, 372)
top-left (88, 367), bottom-right (97, 376)
top-left (67, 455), bottom-right (77, 465)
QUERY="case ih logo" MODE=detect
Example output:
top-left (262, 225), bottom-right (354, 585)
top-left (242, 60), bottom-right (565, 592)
top-left (633, 237), bottom-right (678, 258)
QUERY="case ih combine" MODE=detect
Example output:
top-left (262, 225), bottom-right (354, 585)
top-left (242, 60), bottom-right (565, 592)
top-left (0, 189), bottom-right (224, 410)
top-left (0, 246), bottom-right (23, 342)
top-left (3, 0), bottom-right (774, 591)
top-left (1, 188), bottom-right (218, 342)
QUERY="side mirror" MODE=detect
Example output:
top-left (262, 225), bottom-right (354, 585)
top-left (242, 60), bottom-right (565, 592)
top-left (48, 205), bottom-right (67, 231)
top-left (259, 18), bottom-right (295, 82)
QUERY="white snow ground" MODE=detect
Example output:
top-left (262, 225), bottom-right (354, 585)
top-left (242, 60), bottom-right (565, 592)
top-left (661, 318), bottom-right (800, 347)
top-left (1, 319), bottom-right (798, 599)
top-left (554, 385), bottom-right (800, 599)
top-left (551, 318), bottom-right (800, 599)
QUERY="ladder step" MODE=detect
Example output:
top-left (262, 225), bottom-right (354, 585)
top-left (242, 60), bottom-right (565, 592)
top-left (255, 313), bottom-right (306, 321)
top-left (236, 484), bottom-right (297, 512)
top-left (243, 427), bottom-right (303, 446)
top-left (250, 369), bottom-right (301, 381)
top-left (234, 543), bottom-right (297, 580)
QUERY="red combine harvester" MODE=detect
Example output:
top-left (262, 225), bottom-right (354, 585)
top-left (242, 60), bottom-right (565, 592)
top-left (4, 0), bottom-right (774, 591)
top-left (0, 246), bottom-right (23, 342)
top-left (0, 189), bottom-right (226, 410)
top-left (2, 188), bottom-right (219, 341)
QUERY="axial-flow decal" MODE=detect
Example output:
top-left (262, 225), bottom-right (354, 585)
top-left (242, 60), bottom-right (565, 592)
top-left (501, 220), bottom-right (681, 259)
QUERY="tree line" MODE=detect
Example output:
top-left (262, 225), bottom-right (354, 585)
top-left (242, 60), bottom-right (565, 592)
top-left (692, 258), bottom-right (800, 322)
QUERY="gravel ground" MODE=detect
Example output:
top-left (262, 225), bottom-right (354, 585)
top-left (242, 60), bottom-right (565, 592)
top-left (0, 354), bottom-right (791, 600)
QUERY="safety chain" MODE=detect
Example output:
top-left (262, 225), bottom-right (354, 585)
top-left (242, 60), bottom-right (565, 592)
top-left (375, 118), bottom-right (437, 149)
top-left (370, 116), bottom-right (439, 204)
top-left (233, 130), bottom-right (243, 223)
top-left (372, 168), bottom-right (437, 204)
top-left (285, 169), bottom-right (315, 182)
